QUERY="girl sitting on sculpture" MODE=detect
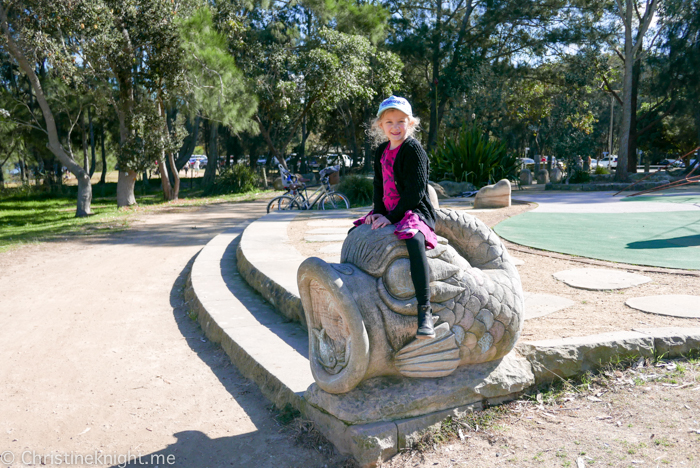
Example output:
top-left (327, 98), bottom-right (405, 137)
top-left (354, 96), bottom-right (438, 339)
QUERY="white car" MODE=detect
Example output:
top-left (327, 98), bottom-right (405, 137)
top-left (326, 153), bottom-right (352, 168)
top-left (598, 156), bottom-right (618, 169)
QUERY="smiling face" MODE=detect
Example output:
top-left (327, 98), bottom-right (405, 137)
top-left (379, 109), bottom-right (410, 148)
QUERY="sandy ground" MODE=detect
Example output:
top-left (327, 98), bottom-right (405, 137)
top-left (288, 203), bottom-right (700, 342)
top-left (0, 200), bottom-right (348, 468)
top-left (380, 358), bottom-right (700, 468)
top-left (2, 199), bottom-right (698, 468)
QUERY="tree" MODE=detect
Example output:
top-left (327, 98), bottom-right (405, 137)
top-left (178, 7), bottom-right (257, 189)
top-left (609, 0), bottom-right (659, 181)
top-left (659, 0), bottom-right (700, 160)
top-left (388, 0), bottom-right (572, 152)
top-left (0, 1), bottom-right (93, 216)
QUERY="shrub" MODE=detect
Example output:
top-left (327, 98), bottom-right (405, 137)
top-left (430, 125), bottom-right (518, 188)
top-left (204, 164), bottom-right (260, 195)
top-left (568, 168), bottom-right (591, 184)
top-left (335, 174), bottom-right (373, 207)
top-left (594, 165), bottom-right (610, 175)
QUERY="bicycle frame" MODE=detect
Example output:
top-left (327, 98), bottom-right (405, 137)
top-left (279, 164), bottom-right (336, 210)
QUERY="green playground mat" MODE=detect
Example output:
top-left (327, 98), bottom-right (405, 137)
top-left (621, 194), bottom-right (700, 204)
top-left (494, 211), bottom-right (700, 270)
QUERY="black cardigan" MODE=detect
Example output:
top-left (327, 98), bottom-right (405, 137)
top-left (372, 137), bottom-right (436, 230)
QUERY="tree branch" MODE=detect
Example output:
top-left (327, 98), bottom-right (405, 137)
top-left (633, 0), bottom-right (643, 23)
top-left (601, 75), bottom-right (623, 105)
top-left (0, 4), bottom-right (85, 178)
top-left (613, 47), bottom-right (626, 63)
top-left (632, 0), bottom-right (659, 56)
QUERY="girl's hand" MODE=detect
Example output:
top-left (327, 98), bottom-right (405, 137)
top-left (364, 214), bottom-right (380, 225)
top-left (371, 215), bottom-right (391, 230)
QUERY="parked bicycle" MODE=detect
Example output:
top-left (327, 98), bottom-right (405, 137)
top-left (267, 165), bottom-right (350, 213)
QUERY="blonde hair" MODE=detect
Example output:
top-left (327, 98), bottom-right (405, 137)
top-left (366, 111), bottom-right (421, 148)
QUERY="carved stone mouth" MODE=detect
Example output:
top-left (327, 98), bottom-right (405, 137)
top-left (297, 258), bottom-right (370, 394)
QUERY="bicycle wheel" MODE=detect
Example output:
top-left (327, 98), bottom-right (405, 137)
top-left (320, 192), bottom-right (350, 210)
top-left (267, 195), bottom-right (301, 213)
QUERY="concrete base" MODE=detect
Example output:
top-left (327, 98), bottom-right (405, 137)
top-left (305, 352), bottom-right (534, 424)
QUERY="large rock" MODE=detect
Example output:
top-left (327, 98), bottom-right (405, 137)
top-left (438, 180), bottom-right (477, 196)
top-left (517, 331), bottom-right (654, 384)
top-left (536, 168), bottom-right (550, 185)
top-left (519, 169), bottom-right (533, 186)
top-left (428, 181), bottom-right (448, 199)
top-left (473, 179), bottom-right (511, 209)
top-left (550, 167), bottom-right (563, 183)
top-left (632, 327), bottom-right (700, 358)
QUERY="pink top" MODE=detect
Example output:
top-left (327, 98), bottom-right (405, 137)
top-left (381, 144), bottom-right (402, 211)
top-left (353, 142), bottom-right (438, 250)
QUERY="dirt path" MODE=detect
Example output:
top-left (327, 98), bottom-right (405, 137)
top-left (0, 201), bottom-right (342, 468)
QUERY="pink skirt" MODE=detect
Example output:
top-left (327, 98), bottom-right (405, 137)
top-left (353, 210), bottom-right (437, 250)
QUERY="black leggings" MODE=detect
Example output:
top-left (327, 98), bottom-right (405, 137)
top-left (405, 232), bottom-right (430, 307)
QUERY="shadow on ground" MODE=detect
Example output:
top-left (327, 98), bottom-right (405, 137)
top-left (627, 234), bottom-right (700, 249)
top-left (108, 246), bottom-right (339, 468)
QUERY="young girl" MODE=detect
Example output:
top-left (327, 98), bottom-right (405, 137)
top-left (354, 96), bottom-right (438, 339)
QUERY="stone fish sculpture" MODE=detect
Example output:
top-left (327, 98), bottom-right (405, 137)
top-left (297, 208), bottom-right (524, 394)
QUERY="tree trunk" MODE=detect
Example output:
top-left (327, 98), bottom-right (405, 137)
top-left (614, 0), bottom-right (658, 181)
top-left (203, 120), bottom-right (218, 187)
top-left (158, 153), bottom-right (174, 201)
top-left (615, 11), bottom-right (634, 182)
top-left (111, 25), bottom-right (137, 208)
top-left (99, 126), bottom-right (107, 185)
top-left (168, 151), bottom-right (180, 200)
top-left (346, 106), bottom-right (359, 169)
top-left (88, 107), bottom-right (96, 178)
top-left (80, 109), bottom-right (90, 175)
top-left (117, 171), bottom-right (137, 206)
top-left (300, 113), bottom-right (308, 173)
top-left (627, 57), bottom-right (641, 173)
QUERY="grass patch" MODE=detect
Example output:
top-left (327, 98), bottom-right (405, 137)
top-left (0, 185), bottom-right (277, 251)
top-left (411, 405), bottom-right (509, 452)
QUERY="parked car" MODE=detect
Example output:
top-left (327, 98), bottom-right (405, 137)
top-left (326, 153), bottom-right (352, 168)
top-left (307, 156), bottom-right (322, 169)
top-left (188, 155), bottom-right (208, 169)
top-left (598, 155), bottom-right (618, 169)
top-left (659, 159), bottom-right (685, 168)
top-left (517, 158), bottom-right (535, 171)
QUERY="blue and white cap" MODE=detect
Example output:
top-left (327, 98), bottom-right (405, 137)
top-left (377, 95), bottom-right (413, 118)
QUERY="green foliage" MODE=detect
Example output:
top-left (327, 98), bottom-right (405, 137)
top-left (204, 164), bottom-right (260, 195)
top-left (568, 168), bottom-right (591, 184)
top-left (594, 165), bottom-right (610, 175)
top-left (335, 175), bottom-right (373, 207)
top-left (430, 126), bottom-right (518, 188)
top-left (178, 7), bottom-right (257, 133)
